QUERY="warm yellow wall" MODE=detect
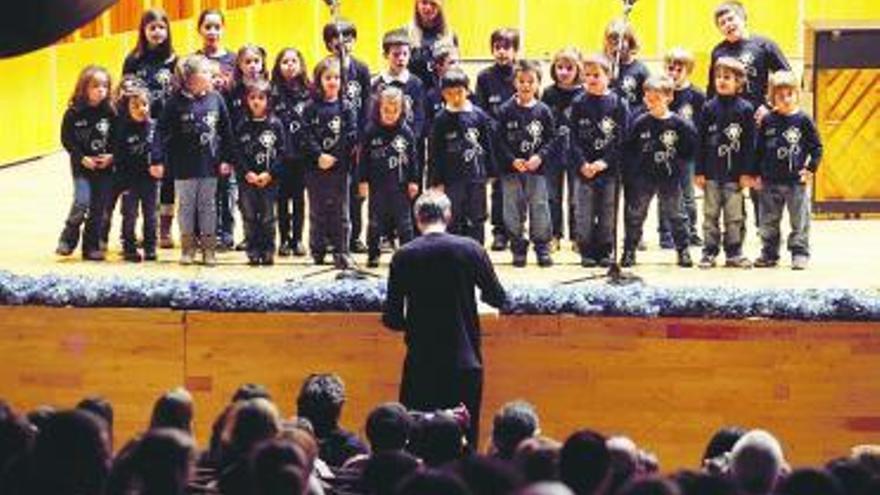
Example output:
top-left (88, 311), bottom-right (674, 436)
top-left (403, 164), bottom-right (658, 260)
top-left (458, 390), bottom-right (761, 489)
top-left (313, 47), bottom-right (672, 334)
top-left (0, 0), bottom-right (878, 165)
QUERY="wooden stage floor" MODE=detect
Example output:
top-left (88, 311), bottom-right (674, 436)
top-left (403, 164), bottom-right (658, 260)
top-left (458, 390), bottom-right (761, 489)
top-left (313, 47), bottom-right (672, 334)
top-left (2, 153), bottom-right (878, 291)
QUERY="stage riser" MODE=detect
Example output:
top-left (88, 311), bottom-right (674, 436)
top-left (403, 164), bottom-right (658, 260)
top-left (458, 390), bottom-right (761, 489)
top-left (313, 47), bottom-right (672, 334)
top-left (1, 307), bottom-right (879, 470)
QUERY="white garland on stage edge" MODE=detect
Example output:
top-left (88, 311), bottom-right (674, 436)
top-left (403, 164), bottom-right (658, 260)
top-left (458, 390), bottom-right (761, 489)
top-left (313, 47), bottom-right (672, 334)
top-left (0, 270), bottom-right (879, 320)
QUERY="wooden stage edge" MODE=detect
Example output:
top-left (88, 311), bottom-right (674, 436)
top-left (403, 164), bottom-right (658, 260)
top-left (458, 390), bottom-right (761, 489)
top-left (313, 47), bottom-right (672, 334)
top-left (2, 306), bottom-right (880, 471)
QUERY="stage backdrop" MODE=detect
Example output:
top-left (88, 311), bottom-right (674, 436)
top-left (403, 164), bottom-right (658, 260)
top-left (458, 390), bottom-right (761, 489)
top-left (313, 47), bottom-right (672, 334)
top-left (0, 0), bottom-right (877, 165)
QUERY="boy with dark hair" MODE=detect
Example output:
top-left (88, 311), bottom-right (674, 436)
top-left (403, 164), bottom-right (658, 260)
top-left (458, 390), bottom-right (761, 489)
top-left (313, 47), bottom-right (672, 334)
top-left (372, 29), bottom-right (427, 140)
top-left (754, 71), bottom-right (822, 270)
top-left (476, 27), bottom-right (520, 251)
top-left (621, 75), bottom-right (698, 268)
top-left (428, 69), bottom-right (496, 243)
top-left (570, 54), bottom-right (629, 268)
top-left (696, 57), bottom-right (756, 269)
top-left (495, 59), bottom-right (558, 267)
top-left (295, 373), bottom-right (367, 468)
top-left (323, 19), bottom-right (373, 255)
top-left (491, 400), bottom-right (540, 460)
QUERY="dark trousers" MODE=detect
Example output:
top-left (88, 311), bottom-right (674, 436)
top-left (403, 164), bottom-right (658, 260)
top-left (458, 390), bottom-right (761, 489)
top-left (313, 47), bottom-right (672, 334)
top-left (349, 173), bottom-right (365, 245)
top-left (624, 177), bottom-right (689, 251)
top-left (306, 170), bottom-right (350, 256)
top-left (216, 174), bottom-right (236, 243)
top-left (159, 175), bottom-right (175, 206)
top-left (121, 179), bottom-right (158, 251)
top-left (59, 174), bottom-right (113, 254)
top-left (400, 361), bottom-right (483, 450)
top-left (367, 186), bottom-right (414, 259)
top-left (446, 180), bottom-right (488, 244)
top-left (240, 183), bottom-right (278, 257)
top-left (548, 164), bottom-right (577, 240)
top-left (658, 160), bottom-right (697, 240)
top-left (574, 177), bottom-right (617, 259)
top-left (277, 162), bottom-right (305, 246)
top-left (490, 178), bottom-right (505, 238)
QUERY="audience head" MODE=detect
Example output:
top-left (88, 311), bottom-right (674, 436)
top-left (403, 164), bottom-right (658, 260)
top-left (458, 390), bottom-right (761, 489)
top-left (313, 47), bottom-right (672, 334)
top-left (233, 383), bottom-right (273, 402)
top-left (366, 402), bottom-right (412, 452)
top-left (514, 436), bottom-right (562, 483)
top-left (451, 455), bottom-right (524, 495)
top-left (671, 470), bottom-right (737, 495)
top-left (296, 373), bottom-right (346, 437)
top-left (414, 190), bottom-right (453, 231)
top-left (410, 411), bottom-right (465, 467)
top-left (702, 426), bottom-right (746, 468)
top-left (362, 450), bottom-right (421, 495)
top-left (775, 467), bottom-right (844, 495)
top-left (110, 427), bottom-right (195, 495)
top-left (395, 469), bottom-right (472, 495)
top-left (559, 429), bottom-right (611, 495)
top-left (729, 429), bottom-right (786, 495)
top-left (492, 400), bottom-right (540, 460)
top-left (77, 396), bottom-right (113, 446)
top-left (226, 398), bottom-right (281, 464)
top-left (150, 387), bottom-right (194, 434)
top-left (28, 408), bottom-right (110, 495)
top-left (250, 438), bottom-right (309, 495)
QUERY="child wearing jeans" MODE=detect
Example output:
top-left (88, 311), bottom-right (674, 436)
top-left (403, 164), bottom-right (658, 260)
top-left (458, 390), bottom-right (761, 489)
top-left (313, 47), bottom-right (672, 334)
top-left (152, 54), bottom-right (235, 266)
top-left (754, 71), bottom-right (823, 270)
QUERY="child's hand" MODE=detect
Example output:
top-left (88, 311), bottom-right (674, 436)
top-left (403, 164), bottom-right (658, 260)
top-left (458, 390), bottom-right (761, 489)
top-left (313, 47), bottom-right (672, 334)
top-left (149, 164), bottom-right (164, 179)
top-left (245, 171), bottom-right (258, 184)
top-left (738, 175), bottom-right (753, 189)
top-left (580, 162), bottom-right (595, 179)
top-left (512, 159), bottom-right (527, 173)
top-left (318, 153), bottom-right (337, 170)
top-left (82, 156), bottom-right (97, 170)
top-left (799, 169), bottom-right (813, 184)
top-left (526, 155), bottom-right (542, 171)
top-left (694, 174), bottom-right (706, 189)
top-left (258, 172), bottom-right (272, 186)
top-left (219, 163), bottom-right (232, 176)
top-left (751, 176), bottom-right (763, 191)
top-left (407, 182), bottom-right (419, 199)
top-left (358, 182), bottom-right (369, 198)
top-left (593, 160), bottom-right (608, 173)
top-left (96, 154), bottom-right (113, 169)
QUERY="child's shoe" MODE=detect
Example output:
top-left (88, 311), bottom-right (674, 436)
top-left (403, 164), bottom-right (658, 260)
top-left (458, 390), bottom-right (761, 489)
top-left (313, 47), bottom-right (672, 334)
top-left (537, 251), bottom-right (553, 268)
top-left (620, 249), bottom-right (636, 267)
top-left (278, 241), bottom-right (292, 257)
top-left (659, 232), bottom-right (675, 250)
top-left (491, 232), bottom-right (508, 251)
top-left (262, 252), bottom-right (275, 266)
top-left (123, 250), bottom-right (143, 263)
top-left (698, 254), bottom-right (716, 269)
top-left (725, 256), bottom-right (752, 269)
top-left (792, 255), bottom-right (809, 271)
top-left (202, 235), bottom-right (217, 267)
top-left (292, 241), bottom-right (307, 257)
top-left (179, 234), bottom-right (196, 265)
top-left (677, 249), bottom-right (694, 268)
top-left (753, 256), bottom-right (778, 268)
top-left (580, 257), bottom-right (598, 268)
top-left (83, 250), bottom-right (106, 261)
top-left (366, 256), bottom-right (380, 268)
top-left (55, 242), bottom-right (74, 256)
top-left (143, 248), bottom-right (157, 261)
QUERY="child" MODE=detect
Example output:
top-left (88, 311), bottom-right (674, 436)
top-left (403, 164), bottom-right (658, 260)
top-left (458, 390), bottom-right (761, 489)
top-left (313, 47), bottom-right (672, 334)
top-left (657, 47), bottom-right (705, 249)
top-left (302, 57), bottom-right (358, 269)
top-left (604, 19), bottom-right (650, 114)
top-left (323, 20), bottom-right (373, 255)
top-left (196, 9), bottom-right (236, 90)
top-left (234, 80), bottom-right (288, 266)
top-left (428, 69), bottom-right (496, 243)
top-left (152, 54), bottom-right (235, 266)
top-left (57, 65), bottom-right (115, 261)
top-left (542, 47), bottom-right (585, 249)
top-left (754, 71), bottom-right (822, 270)
top-left (372, 29), bottom-right (427, 143)
top-left (424, 42), bottom-right (460, 135)
top-left (695, 57), bottom-right (756, 269)
top-left (123, 8), bottom-right (178, 250)
top-left (495, 60), bottom-right (557, 268)
top-left (476, 28), bottom-right (519, 251)
top-left (113, 82), bottom-right (163, 262)
top-left (358, 87), bottom-right (420, 267)
top-left (271, 47), bottom-right (311, 257)
top-left (407, 0), bottom-right (459, 88)
top-left (229, 44), bottom-right (269, 127)
top-left (569, 54), bottom-right (629, 267)
top-left (621, 75), bottom-right (697, 268)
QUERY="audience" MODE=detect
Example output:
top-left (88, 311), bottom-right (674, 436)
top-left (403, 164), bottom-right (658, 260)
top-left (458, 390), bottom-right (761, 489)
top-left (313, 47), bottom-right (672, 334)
top-left (1, 379), bottom-right (878, 495)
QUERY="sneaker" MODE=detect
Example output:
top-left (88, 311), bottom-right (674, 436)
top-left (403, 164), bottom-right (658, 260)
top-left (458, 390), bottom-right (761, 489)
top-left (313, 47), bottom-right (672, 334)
top-left (292, 242), bottom-right (307, 257)
top-left (659, 233), bottom-right (675, 250)
top-left (792, 255), bottom-right (809, 271)
top-left (350, 239), bottom-right (368, 254)
top-left (620, 250), bottom-right (636, 267)
top-left (55, 242), bottom-right (74, 256)
top-left (689, 234), bottom-right (704, 247)
top-left (123, 250), bottom-right (143, 263)
top-left (512, 253), bottom-right (527, 268)
top-left (366, 257), bottom-right (380, 268)
top-left (753, 256), bottom-right (778, 268)
top-left (278, 241), bottom-right (292, 257)
top-left (83, 250), bottom-right (106, 261)
top-left (677, 249), bottom-right (694, 268)
top-left (580, 257), bottom-right (598, 268)
top-left (537, 253), bottom-right (554, 268)
top-left (698, 255), bottom-right (716, 269)
top-left (725, 256), bottom-right (753, 269)
top-left (491, 233), bottom-right (508, 251)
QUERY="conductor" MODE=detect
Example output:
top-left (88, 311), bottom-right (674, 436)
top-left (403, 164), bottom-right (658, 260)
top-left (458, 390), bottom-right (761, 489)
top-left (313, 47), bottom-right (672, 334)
top-left (382, 190), bottom-right (507, 449)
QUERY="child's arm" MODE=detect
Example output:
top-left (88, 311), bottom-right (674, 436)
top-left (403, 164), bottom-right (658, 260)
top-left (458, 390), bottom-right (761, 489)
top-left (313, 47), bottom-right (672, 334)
top-left (411, 82), bottom-right (427, 139)
top-left (60, 109), bottom-right (90, 169)
top-left (493, 109), bottom-right (518, 175)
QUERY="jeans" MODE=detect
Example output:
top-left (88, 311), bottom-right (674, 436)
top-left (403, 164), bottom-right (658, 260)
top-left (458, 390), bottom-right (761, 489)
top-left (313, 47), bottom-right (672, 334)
top-left (501, 174), bottom-right (552, 253)
top-left (277, 159), bottom-right (305, 246)
top-left (306, 170), bottom-right (351, 256)
top-left (547, 163), bottom-right (577, 240)
top-left (758, 182), bottom-right (811, 260)
top-left (490, 178), bottom-right (505, 238)
top-left (624, 176), bottom-right (689, 251)
top-left (239, 182), bottom-right (278, 257)
top-left (176, 178), bottom-right (217, 237)
top-left (446, 180), bottom-right (488, 244)
top-left (702, 180), bottom-right (745, 258)
top-left (658, 160), bottom-right (697, 240)
top-left (58, 174), bottom-right (113, 253)
top-left (121, 179), bottom-right (159, 251)
top-left (367, 185), bottom-right (414, 259)
top-left (574, 176), bottom-right (617, 259)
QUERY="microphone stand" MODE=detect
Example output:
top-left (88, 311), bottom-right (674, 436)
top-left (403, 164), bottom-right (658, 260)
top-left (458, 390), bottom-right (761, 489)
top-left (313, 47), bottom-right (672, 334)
top-left (559, 0), bottom-right (641, 286)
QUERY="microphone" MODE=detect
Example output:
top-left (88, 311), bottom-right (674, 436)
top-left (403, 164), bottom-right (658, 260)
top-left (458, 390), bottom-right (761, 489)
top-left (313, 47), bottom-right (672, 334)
top-left (1, 0), bottom-right (119, 58)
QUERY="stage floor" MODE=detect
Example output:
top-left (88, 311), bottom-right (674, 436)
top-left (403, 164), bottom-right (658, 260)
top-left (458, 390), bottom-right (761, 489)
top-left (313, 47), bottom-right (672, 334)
top-left (2, 153), bottom-right (878, 291)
